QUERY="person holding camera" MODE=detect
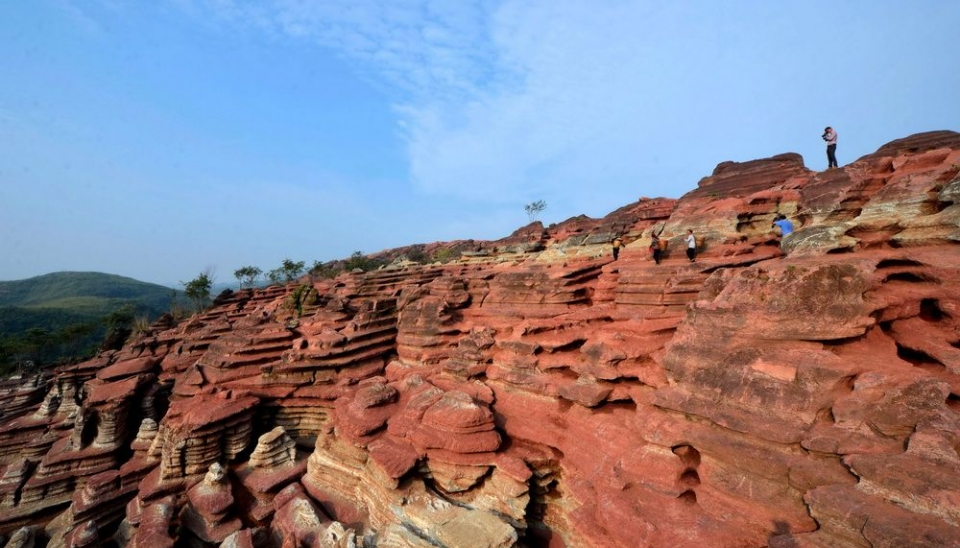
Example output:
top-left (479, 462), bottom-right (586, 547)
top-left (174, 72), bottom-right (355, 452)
top-left (822, 126), bottom-right (838, 169)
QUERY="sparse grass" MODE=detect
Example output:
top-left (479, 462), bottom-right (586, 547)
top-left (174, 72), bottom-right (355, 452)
top-left (132, 315), bottom-right (152, 335)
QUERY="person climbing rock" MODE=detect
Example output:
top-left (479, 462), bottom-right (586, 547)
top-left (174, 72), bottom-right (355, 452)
top-left (685, 229), bottom-right (697, 262)
top-left (772, 214), bottom-right (794, 237)
top-left (612, 236), bottom-right (623, 261)
top-left (650, 233), bottom-right (662, 265)
top-left (822, 126), bottom-right (838, 169)
top-left (772, 214), bottom-right (794, 250)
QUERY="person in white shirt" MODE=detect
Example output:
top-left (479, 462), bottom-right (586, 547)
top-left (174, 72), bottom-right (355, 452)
top-left (822, 126), bottom-right (838, 169)
top-left (685, 229), bottom-right (697, 262)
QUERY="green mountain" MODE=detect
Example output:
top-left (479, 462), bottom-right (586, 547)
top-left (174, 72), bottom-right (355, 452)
top-left (0, 272), bottom-right (176, 372)
top-left (0, 271), bottom-right (173, 308)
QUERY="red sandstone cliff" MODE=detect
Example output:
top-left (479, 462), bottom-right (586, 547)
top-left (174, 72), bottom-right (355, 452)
top-left (1, 131), bottom-right (959, 548)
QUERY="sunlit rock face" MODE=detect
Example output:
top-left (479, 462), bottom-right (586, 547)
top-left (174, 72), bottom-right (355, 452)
top-left (1, 131), bottom-right (960, 548)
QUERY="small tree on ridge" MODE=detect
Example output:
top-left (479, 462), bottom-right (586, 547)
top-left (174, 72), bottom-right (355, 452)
top-left (525, 200), bottom-right (547, 222)
top-left (280, 259), bottom-right (305, 282)
top-left (182, 272), bottom-right (213, 312)
top-left (234, 266), bottom-right (262, 288)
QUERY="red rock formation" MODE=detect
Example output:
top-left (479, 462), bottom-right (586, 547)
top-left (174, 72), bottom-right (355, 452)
top-left (1, 130), bottom-right (959, 547)
top-left (180, 463), bottom-right (242, 544)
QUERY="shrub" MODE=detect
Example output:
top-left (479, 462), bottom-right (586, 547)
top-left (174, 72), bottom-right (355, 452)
top-left (406, 246), bottom-right (428, 264)
top-left (267, 259), bottom-right (306, 285)
top-left (309, 260), bottom-right (339, 280)
top-left (283, 284), bottom-right (319, 316)
top-left (344, 251), bottom-right (386, 272)
top-left (181, 272), bottom-right (213, 312)
top-left (432, 248), bottom-right (459, 264)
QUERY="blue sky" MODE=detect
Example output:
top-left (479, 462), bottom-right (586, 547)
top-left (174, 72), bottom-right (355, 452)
top-left (2, 1), bottom-right (958, 288)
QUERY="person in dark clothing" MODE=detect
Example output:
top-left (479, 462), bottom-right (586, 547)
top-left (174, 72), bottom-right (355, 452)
top-left (612, 236), bottom-right (623, 260)
top-left (650, 234), bottom-right (662, 265)
top-left (822, 126), bottom-right (838, 169)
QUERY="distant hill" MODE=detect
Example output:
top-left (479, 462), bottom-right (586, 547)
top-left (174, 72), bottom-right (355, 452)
top-left (0, 272), bottom-right (176, 371)
top-left (0, 271), bottom-right (173, 308)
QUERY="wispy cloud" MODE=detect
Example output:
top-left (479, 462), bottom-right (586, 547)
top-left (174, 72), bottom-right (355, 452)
top-left (162, 2), bottom-right (768, 216)
top-left (183, 1), bottom-right (500, 102)
top-left (171, 1), bottom-right (960, 220)
top-left (184, 1), bottom-right (654, 209)
top-left (55, 0), bottom-right (106, 34)
top-left (178, 0), bottom-right (613, 205)
top-left (403, 1), bottom-right (664, 206)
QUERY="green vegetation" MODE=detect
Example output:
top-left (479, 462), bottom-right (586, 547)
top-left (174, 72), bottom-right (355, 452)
top-left (0, 271), bottom-right (173, 310)
top-left (307, 251), bottom-right (389, 280)
top-left (406, 245), bottom-right (428, 264)
top-left (309, 260), bottom-right (338, 280)
top-left (266, 259), bottom-right (306, 285)
top-left (432, 248), bottom-right (459, 264)
top-left (344, 251), bottom-right (387, 272)
top-left (234, 266), bottom-right (262, 288)
top-left (281, 259), bottom-right (305, 281)
top-left (0, 272), bottom-right (175, 375)
top-left (181, 272), bottom-right (213, 312)
top-left (304, 245), bottom-right (467, 280)
top-left (283, 284), bottom-right (319, 317)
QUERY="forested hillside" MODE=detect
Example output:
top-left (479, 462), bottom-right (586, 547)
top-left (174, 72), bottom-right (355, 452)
top-left (0, 272), bottom-right (175, 373)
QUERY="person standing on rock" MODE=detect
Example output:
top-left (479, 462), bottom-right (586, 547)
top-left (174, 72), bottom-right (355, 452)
top-left (650, 233), bottom-right (662, 264)
top-left (612, 236), bottom-right (623, 261)
top-left (685, 229), bottom-right (697, 262)
top-left (822, 126), bottom-right (838, 169)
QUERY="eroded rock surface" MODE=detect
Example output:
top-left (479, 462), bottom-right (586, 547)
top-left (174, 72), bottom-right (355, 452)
top-left (1, 131), bottom-right (959, 547)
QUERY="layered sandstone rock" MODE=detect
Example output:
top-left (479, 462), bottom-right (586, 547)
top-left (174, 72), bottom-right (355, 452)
top-left (1, 131), bottom-right (959, 547)
top-left (180, 463), bottom-right (242, 545)
top-left (237, 426), bottom-right (306, 524)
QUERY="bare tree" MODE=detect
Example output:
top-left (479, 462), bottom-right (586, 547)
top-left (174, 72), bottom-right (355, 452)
top-left (525, 200), bottom-right (547, 222)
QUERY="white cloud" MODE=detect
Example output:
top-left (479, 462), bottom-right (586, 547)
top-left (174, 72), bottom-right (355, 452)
top-left (194, 0), bottom-right (664, 208)
top-left (175, 0), bottom-right (960, 222)
top-left (249, 0), bottom-right (499, 104)
top-left (179, 0), bottom-right (534, 195)
top-left (400, 1), bottom-right (664, 205)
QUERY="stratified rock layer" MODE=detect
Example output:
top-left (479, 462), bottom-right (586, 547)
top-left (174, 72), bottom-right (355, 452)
top-left (1, 130), bottom-right (960, 548)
